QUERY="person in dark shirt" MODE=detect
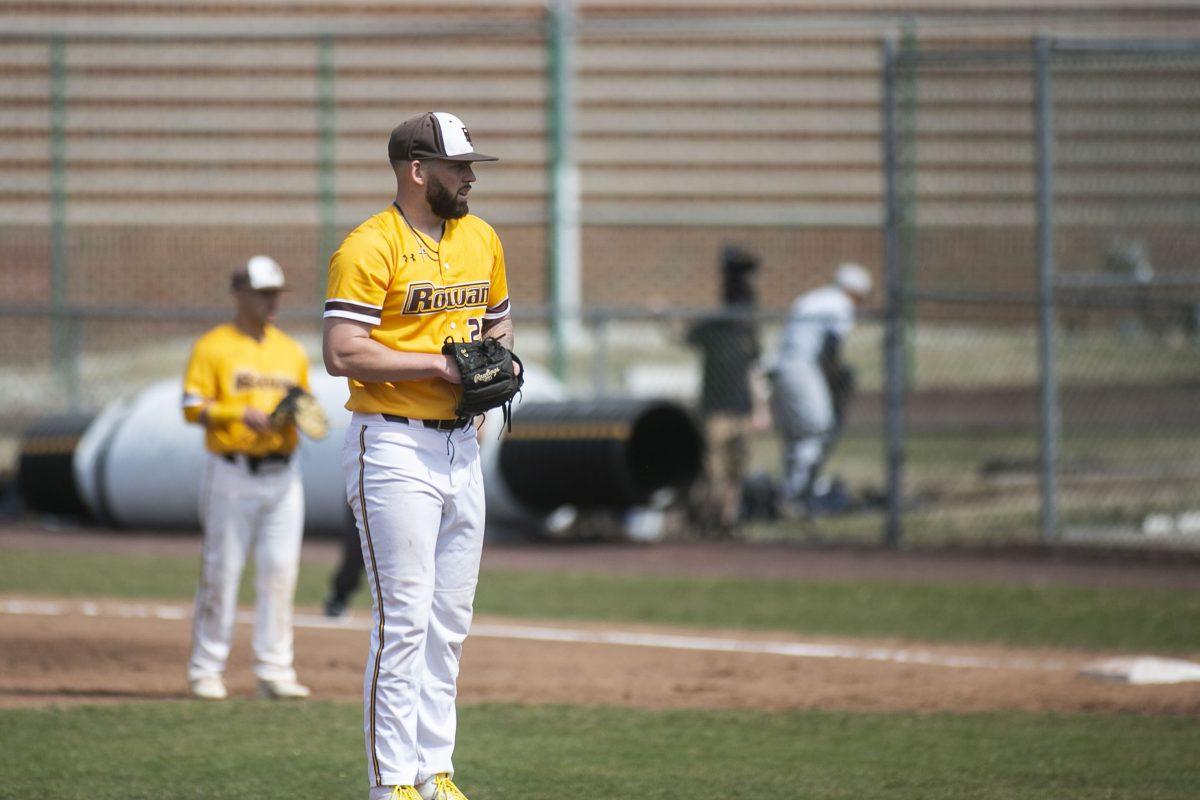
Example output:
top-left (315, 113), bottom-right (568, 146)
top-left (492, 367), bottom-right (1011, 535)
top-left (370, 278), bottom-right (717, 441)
top-left (685, 245), bottom-right (763, 535)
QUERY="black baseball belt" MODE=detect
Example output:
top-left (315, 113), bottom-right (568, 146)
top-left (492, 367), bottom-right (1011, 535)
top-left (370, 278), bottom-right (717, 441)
top-left (381, 414), bottom-right (471, 431)
top-left (221, 452), bottom-right (292, 474)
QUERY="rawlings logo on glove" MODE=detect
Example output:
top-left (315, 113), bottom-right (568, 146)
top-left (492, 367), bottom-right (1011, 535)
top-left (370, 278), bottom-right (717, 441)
top-left (473, 367), bottom-right (500, 383)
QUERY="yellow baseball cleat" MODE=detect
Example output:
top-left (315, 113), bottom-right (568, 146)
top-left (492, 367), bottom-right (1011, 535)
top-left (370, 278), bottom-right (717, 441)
top-left (418, 773), bottom-right (469, 800)
top-left (389, 787), bottom-right (422, 800)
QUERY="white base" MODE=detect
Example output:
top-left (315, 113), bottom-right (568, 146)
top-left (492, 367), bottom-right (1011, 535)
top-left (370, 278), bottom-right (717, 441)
top-left (1080, 656), bottom-right (1200, 685)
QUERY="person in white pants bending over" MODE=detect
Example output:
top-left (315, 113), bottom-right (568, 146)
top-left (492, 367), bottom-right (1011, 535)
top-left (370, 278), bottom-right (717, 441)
top-left (769, 262), bottom-right (873, 517)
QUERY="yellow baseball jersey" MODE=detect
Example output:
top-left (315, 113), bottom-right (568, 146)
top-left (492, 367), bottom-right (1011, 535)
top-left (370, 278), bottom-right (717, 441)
top-left (323, 204), bottom-right (511, 419)
top-left (181, 323), bottom-right (310, 456)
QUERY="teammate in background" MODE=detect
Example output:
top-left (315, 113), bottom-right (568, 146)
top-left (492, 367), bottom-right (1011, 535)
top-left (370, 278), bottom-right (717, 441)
top-left (322, 112), bottom-right (511, 800)
top-left (324, 514), bottom-right (364, 618)
top-left (685, 245), bottom-right (765, 535)
top-left (768, 263), bottom-right (873, 517)
top-left (181, 255), bottom-right (312, 701)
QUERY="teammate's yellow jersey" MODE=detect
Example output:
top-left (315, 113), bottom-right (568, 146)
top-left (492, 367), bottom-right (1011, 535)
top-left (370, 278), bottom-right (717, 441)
top-left (323, 203), bottom-right (511, 420)
top-left (181, 323), bottom-right (310, 456)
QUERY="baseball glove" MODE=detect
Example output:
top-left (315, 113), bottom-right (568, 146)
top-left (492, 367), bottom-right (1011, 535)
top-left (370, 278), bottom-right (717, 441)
top-left (270, 387), bottom-right (330, 440)
top-left (443, 337), bottom-right (524, 421)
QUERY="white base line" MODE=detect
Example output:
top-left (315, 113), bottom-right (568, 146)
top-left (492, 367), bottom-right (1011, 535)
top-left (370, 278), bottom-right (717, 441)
top-left (1, 598), bottom-right (1071, 673)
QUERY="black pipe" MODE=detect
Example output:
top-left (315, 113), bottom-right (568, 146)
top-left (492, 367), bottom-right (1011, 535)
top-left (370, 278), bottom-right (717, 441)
top-left (498, 399), bottom-right (704, 510)
top-left (17, 413), bottom-right (94, 517)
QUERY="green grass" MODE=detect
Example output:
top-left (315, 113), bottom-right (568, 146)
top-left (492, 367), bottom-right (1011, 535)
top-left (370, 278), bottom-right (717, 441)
top-left (745, 428), bottom-right (1200, 546)
top-left (2, 701), bottom-right (1198, 800)
top-left (782, 430), bottom-right (1200, 495)
top-left (474, 570), bottom-right (1200, 653)
top-left (3, 548), bottom-right (1199, 653)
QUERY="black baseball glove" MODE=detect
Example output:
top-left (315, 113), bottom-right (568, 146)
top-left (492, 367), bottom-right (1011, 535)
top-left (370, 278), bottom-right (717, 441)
top-left (443, 337), bottom-right (524, 421)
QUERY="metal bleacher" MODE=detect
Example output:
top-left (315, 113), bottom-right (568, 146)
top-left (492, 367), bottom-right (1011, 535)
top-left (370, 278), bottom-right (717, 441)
top-left (2, 0), bottom-right (1199, 308)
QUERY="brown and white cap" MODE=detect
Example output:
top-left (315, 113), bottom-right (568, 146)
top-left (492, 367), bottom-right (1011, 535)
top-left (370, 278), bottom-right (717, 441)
top-left (231, 255), bottom-right (287, 291)
top-left (388, 112), bottom-right (498, 164)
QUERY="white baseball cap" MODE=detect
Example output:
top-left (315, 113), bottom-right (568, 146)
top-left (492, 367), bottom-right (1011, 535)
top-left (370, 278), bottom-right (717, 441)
top-left (835, 262), bottom-right (873, 298)
top-left (232, 255), bottom-right (286, 291)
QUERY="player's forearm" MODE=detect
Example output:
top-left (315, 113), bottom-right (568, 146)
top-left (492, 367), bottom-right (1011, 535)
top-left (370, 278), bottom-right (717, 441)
top-left (324, 329), bottom-right (452, 384)
top-left (482, 316), bottom-right (514, 350)
top-left (185, 401), bottom-right (243, 429)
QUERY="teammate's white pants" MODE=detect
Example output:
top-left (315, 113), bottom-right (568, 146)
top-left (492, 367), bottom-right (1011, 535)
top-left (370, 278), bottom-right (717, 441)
top-left (769, 361), bottom-right (833, 438)
top-left (342, 413), bottom-right (485, 792)
top-left (188, 453), bottom-right (304, 683)
top-left (770, 362), bottom-right (835, 502)
top-left (782, 436), bottom-right (827, 500)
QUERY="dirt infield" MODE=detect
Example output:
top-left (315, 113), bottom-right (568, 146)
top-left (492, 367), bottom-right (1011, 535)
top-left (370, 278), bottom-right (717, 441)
top-left (2, 525), bottom-right (1200, 714)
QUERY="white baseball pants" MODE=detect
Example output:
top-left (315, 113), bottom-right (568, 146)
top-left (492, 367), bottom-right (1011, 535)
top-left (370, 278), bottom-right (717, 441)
top-left (770, 361), bottom-right (834, 438)
top-left (770, 363), bottom-right (835, 501)
top-left (188, 453), bottom-right (304, 683)
top-left (342, 413), bottom-right (485, 793)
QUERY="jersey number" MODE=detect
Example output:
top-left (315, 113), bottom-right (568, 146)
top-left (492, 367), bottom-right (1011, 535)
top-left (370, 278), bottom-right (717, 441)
top-left (467, 318), bottom-right (482, 342)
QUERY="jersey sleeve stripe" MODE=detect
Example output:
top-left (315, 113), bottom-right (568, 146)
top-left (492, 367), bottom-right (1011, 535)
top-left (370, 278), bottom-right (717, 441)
top-left (324, 308), bottom-right (383, 325)
top-left (181, 393), bottom-right (205, 408)
top-left (324, 299), bottom-right (383, 324)
top-left (483, 297), bottom-right (510, 320)
top-left (325, 298), bottom-right (382, 313)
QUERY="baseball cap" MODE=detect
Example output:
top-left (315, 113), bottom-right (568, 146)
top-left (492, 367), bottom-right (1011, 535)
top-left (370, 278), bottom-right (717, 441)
top-left (231, 255), bottom-right (286, 291)
top-left (388, 112), bottom-right (498, 163)
top-left (835, 262), bottom-right (873, 298)
top-left (722, 244), bottom-right (760, 274)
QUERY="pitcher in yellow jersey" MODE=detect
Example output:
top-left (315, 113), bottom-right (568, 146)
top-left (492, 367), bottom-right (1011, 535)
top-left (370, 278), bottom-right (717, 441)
top-left (181, 255), bottom-right (312, 702)
top-left (323, 112), bottom-right (512, 800)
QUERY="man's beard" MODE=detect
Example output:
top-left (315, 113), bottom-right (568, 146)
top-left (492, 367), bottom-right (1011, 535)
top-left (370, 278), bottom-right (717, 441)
top-left (426, 178), bottom-right (469, 220)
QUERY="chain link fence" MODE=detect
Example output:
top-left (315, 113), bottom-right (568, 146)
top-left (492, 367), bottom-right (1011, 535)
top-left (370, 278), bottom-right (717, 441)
top-left (1050, 43), bottom-right (1200, 545)
top-left (3, 6), bottom-right (1200, 546)
top-left (884, 36), bottom-right (1200, 547)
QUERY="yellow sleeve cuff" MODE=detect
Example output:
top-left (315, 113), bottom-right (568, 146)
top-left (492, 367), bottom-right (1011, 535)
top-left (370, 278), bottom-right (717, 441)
top-left (201, 402), bottom-right (243, 427)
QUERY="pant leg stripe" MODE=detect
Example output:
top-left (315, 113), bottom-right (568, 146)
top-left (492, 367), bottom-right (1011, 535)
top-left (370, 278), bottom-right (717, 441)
top-left (189, 456), bottom-right (216, 663)
top-left (359, 424), bottom-right (386, 787)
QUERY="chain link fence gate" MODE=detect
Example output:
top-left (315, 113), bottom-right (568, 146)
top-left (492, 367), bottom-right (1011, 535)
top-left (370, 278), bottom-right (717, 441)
top-left (881, 36), bottom-right (1200, 548)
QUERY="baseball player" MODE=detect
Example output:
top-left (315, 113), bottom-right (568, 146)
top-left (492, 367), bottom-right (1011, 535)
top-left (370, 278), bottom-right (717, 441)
top-left (769, 263), bottom-right (873, 516)
top-left (322, 112), bottom-right (511, 800)
top-left (324, 514), bottom-right (365, 618)
top-left (181, 255), bottom-right (312, 701)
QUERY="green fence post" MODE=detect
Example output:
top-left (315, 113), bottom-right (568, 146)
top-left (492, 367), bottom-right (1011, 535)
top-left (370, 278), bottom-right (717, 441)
top-left (881, 36), bottom-right (906, 549)
top-left (897, 17), bottom-right (918, 389)
top-left (545, 0), bottom-right (578, 383)
top-left (1033, 36), bottom-right (1060, 543)
top-left (49, 35), bottom-right (75, 409)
